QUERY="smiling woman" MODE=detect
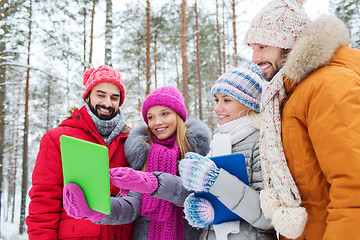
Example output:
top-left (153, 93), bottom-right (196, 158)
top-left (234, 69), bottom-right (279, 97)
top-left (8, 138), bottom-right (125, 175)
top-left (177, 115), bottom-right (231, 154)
top-left (214, 93), bottom-right (248, 125)
top-left (60, 85), bottom-right (213, 240)
top-left (178, 63), bottom-right (276, 240)
top-left (141, 86), bottom-right (191, 158)
top-left (146, 106), bottom-right (178, 140)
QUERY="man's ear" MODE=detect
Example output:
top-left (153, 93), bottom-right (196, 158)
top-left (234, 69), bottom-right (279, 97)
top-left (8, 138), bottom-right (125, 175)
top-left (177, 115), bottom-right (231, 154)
top-left (84, 91), bottom-right (91, 103)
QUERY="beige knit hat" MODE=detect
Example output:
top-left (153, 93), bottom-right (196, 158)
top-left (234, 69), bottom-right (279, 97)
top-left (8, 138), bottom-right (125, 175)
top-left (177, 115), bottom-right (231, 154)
top-left (244, 0), bottom-right (310, 49)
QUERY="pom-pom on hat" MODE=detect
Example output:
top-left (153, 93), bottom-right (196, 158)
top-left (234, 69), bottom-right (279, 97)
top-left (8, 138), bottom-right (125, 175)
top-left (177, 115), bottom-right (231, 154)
top-left (211, 62), bottom-right (264, 112)
top-left (82, 65), bottom-right (125, 107)
top-left (244, 0), bottom-right (311, 49)
top-left (142, 86), bottom-right (187, 124)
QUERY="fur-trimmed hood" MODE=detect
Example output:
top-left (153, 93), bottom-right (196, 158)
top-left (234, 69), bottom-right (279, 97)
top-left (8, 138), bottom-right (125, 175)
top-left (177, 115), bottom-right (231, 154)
top-left (284, 16), bottom-right (350, 84)
top-left (124, 119), bottom-right (211, 170)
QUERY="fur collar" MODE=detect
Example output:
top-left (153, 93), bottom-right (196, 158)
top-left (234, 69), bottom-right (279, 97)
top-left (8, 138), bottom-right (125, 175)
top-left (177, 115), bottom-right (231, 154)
top-left (284, 16), bottom-right (350, 84)
top-left (124, 119), bottom-right (211, 170)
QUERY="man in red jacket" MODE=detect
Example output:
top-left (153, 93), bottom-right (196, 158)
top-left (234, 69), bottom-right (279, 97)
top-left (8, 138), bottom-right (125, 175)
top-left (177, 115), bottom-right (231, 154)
top-left (26, 65), bottom-right (133, 240)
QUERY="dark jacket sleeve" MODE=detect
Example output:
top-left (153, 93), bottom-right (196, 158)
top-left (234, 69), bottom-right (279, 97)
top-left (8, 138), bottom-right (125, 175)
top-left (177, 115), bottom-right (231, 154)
top-left (209, 135), bottom-right (273, 231)
top-left (149, 120), bottom-right (211, 207)
top-left (150, 172), bottom-right (191, 207)
top-left (99, 173), bottom-right (190, 225)
top-left (97, 191), bottom-right (142, 225)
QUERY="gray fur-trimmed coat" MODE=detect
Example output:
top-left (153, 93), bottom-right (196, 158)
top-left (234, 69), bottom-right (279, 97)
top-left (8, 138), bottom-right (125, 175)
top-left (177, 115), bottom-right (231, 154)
top-left (98, 119), bottom-right (211, 240)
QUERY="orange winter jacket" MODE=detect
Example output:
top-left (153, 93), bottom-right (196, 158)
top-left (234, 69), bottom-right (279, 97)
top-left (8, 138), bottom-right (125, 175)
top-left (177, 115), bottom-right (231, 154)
top-left (280, 17), bottom-right (360, 240)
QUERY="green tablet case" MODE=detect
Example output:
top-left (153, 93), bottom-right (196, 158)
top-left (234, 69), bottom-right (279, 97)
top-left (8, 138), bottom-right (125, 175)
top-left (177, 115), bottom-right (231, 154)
top-left (60, 135), bottom-right (111, 215)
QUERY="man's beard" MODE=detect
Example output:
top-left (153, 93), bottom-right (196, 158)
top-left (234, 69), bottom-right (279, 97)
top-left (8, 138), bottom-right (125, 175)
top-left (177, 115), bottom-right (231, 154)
top-left (88, 99), bottom-right (118, 120)
top-left (264, 61), bottom-right (282, 81)
top-left (262, 50), bottom-right (288, 81)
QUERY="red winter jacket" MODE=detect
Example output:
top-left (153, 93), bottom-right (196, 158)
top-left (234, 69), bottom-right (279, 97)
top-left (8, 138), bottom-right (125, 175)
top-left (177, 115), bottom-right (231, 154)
top-left (26, 106), bottom-right (133, 240)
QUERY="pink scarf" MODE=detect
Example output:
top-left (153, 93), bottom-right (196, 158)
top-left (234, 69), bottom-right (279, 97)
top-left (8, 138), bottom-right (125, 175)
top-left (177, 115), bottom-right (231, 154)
top-left (141, 135), bottom-right (184, 240)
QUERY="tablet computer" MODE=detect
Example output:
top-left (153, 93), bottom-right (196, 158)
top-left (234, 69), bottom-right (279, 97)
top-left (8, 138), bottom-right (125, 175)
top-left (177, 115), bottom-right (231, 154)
top-left (195, 153), bottom-right (248, 224)
top-left (60, 135), bottom-right (111, 215)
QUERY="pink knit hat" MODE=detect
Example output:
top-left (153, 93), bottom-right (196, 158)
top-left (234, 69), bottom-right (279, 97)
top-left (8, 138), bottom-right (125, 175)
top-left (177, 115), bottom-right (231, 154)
top-left (82, 65), bottom-right (125, 107)
top-left (244, 0), bottom-right (310, 49)
top-left (142, 86), bottom-right (187, 124)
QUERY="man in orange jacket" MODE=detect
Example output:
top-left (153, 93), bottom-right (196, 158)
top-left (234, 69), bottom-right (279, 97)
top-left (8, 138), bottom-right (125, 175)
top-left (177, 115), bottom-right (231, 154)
top-left (26, 65), bottom-right (133, 240)
top-left (245, 0), bottom-right (360, 239)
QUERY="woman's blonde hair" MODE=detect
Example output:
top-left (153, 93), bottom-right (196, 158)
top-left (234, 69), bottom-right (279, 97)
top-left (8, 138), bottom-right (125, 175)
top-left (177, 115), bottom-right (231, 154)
top-left (145, 114), bottom-right (192, 159)
top-left (246, 109), bottom-right (261, 130)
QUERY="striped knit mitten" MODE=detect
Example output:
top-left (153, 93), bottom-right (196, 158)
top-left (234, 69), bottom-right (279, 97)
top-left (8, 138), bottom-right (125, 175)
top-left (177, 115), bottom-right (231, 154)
top-left (179, 152), bottom-right (220, 192)
top-left (184, 193), bottom-right (214, 228)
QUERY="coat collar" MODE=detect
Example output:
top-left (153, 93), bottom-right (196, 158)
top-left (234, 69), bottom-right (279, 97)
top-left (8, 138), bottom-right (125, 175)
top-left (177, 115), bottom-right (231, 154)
top-left (126, 119), bottom-right (211, 170)
top-left (60, 106), bottom-right (129, 145)
top-left (284, 16), bottom-right (350, 84)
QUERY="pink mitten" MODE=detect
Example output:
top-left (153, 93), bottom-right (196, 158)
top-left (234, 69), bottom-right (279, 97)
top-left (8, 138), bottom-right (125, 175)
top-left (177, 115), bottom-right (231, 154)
top-left (63, 183), bottom-right (106, 222)
top-left (109, 167), bottom-right (158, 196)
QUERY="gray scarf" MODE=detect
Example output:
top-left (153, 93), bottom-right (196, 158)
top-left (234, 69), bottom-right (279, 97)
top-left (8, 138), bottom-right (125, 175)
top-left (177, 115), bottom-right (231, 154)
top-left (84, 102), bottom-right (126, 145)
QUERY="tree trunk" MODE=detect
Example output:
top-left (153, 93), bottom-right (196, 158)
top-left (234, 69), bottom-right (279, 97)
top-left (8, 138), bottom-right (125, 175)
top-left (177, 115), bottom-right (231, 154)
top-left (11, 134), bottom-right (19, 224)
top-left (83, 7), bottom-right (87, 71)
top-left (0, 20), bottom-right (5, 240)
top-left (154, 29), bottom-right (158, 89)
top-left (216, 0), bottom-right (222, 76)
top-left (174, 44), bottom-right (180, 90)
top-left (194, 1), bottom-right (202, 120)
top-left (105, 0), bottom-right (113, 66)
top-left (19, 0), bottom-right (32, 234)
top-left (222, 0), bottom-right (226, 72)
top-left (89, 0), bottom-right (96, 65)
top-left (145, 0), bottom-right (151, 95)
top-left (9, 129), bottom-right (19, 224)
top-left (180, 0), bottom-right (189, 109)
top-left (193, 60), bottom-right (198, 118)
top-left (232, 0), bottom-right (238, 67)
top-left (46, 79), bottom-right (51, 132)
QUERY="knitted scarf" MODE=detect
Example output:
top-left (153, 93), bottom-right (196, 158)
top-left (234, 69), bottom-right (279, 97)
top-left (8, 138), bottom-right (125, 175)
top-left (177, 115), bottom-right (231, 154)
top-left (259, 68), bottom-right (307, 239)
top-left (85, 102), bottom-right (126, 145)
top-left (217, 116), bottom-right (257, 145)
top-left (209, 116), bottom-right (257, 157)
top-left (141, 135), bottom-right (184, 240)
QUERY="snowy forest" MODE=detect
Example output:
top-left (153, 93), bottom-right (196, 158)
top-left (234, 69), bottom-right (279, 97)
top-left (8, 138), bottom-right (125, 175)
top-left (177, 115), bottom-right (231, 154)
top-left (0, 0), bottom-right (359, 239)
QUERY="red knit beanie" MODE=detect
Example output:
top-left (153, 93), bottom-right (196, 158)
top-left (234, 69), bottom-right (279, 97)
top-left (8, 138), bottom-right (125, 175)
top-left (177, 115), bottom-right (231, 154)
top-left (82, 65), bottom-right (125, 107)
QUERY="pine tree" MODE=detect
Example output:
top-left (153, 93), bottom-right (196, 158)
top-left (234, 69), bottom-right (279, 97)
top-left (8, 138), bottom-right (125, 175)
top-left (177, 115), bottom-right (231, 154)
top-left (181, 0), bottom-right (189, 110)
top-left (105, 0), bottom-right (113, 66)
top-left (331, 0), bottom-right (360, 48)
top-left (19, 0), bottom-right (32, 234)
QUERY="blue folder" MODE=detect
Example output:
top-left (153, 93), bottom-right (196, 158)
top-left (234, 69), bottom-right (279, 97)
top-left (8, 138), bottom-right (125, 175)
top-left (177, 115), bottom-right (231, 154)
top-left (194, 153), bottom-right (248, 224)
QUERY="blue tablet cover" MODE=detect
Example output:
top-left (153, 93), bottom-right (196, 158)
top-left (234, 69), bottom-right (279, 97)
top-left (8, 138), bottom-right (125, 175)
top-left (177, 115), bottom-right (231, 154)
top-left (194, 153), bottom-right (248, 224)
top-left (60, 135), bottom-right (111, 215)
